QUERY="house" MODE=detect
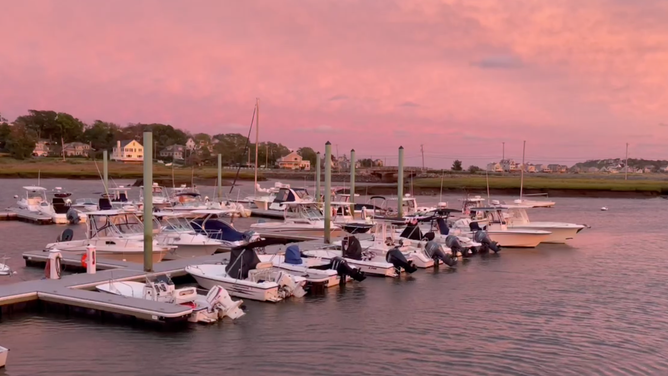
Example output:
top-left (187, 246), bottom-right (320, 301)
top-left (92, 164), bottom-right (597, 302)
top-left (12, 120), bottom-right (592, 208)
top-left (486, 162), bottom-right (503, 172)
top-left (112, 140), bottom-right (144, 162)
top-left (32, 139), bottom-right (52, 157)
top-left (159, 144), bottom-right (185, 160)
top-left (526, 164), bottom-right (536, 173)
top-left (63, 142), bottom-right (91, 157)
top-left (501, 159), bottom-right (520, 172)
top-left (277, 151), bottom-right (311, 170)
top-left (547, 164), bottom-right (561, 173)
top-left (186, 138), bottom-right (196, 151)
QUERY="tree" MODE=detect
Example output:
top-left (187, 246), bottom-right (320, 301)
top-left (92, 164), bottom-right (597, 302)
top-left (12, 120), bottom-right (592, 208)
top-left (212, 133), bottom-right (252, 165)
top-left (468, 165), bottom-right (481, 173)
top-left (452, 159), bottom-right (463, 171)
top-left (0, 123), bottom-right (10, 151)
top-left (6, 124), bottom-right (36, 159)
top-left (14, 110), bottom-right (84, 143)
top-left (297, 147), bottom-right (318, 168)
top-left (358, 158), bottom-right (374, 168)
top-left (83, 120), bottom-right (121, 153)
top-left (257, 142), bottom-right (290, 167)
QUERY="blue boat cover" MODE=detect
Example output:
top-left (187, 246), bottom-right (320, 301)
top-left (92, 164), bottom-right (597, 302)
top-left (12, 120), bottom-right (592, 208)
top-left (285, 245), bottom-right (303, 265)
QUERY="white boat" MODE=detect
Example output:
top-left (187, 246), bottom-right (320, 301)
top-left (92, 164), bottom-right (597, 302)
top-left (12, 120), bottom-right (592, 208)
top-left (496, 203), bottom-right (585, 243)
top-left (513, 197), bottom-right (556, 208)
top-left (0, 256), bottom-right (12, 276)
top-left (250, 202), bottom-right (344, 238)
top-left (186, 247), bottom-right (307, 302)
top-left (15, 186), bottom-right (48, 213)
top-left (368, 194), bottom-right (436, 219)
top-left (268, 186), bottom-right (315, 211)
top-left (71, 198), bottom-right (99, 212)
top-left (330, 201), bottom-right (375, 234)
top-left (101, 186), bottom-right (139, 211)
top-left (42, 188), bottom-right (88, 224)
top-left (303, 235), bottom-right (419, 277)
top-left (0, 346), bottom-right (8, 368)
top-left (453, 207), bottom-right (551, 248)
top-left (96, 276), bottom-right (245, 323)
top-left (190, 209), bottom-right (261, 248)
top-left (257, 245), bottom-right (366, 287)
top-left (154, 211), bottom-right (224, 259)
top-left (44, 210), bottom-right (171, 263)
top-left (241, 182), bottom-right (284, 209)
top-left (139, 182), bottom-right (171, 208)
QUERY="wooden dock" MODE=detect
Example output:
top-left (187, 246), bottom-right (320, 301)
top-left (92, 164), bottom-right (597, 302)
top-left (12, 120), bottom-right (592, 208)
top-left (4, 209), bottom-right (53, 225)
top-left (1, 253), bottom-right (235, 324)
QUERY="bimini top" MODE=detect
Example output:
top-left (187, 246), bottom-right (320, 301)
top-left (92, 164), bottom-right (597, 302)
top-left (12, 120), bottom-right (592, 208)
top-left (85, 209), bottom-right (133, 216)
top-left (108, 186), bottom-right (131, 191)
top-left (153, 211), bottom-right (191, 217)
top-left (23, 186), bottom-right (47, 191)
top-left (190, 209), bottom-right (239, 215)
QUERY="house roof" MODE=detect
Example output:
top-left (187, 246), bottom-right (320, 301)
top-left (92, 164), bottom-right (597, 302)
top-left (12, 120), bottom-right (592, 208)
top-left (161, 144), bottom-right (185, 153)
top-left (279, 151), bottom-right (301, 161)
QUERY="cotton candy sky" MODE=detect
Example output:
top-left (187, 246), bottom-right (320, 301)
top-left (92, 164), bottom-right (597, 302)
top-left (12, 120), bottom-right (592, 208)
top-left (1, 0), bottom-right (667, 168)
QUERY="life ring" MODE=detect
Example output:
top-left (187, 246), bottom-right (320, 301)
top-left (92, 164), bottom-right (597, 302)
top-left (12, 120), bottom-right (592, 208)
top-left (45, 256), bottom-right (62, 279)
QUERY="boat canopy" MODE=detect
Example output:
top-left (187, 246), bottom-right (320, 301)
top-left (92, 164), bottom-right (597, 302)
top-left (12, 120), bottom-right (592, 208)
top-left (342, 236), bottom-right (363, 260)
top-left (284, 245), bottom-right (303, 265)
top-left (23, 186), bottom-right (47, 191)
top-left (226, 248), bottom-right (261, 279)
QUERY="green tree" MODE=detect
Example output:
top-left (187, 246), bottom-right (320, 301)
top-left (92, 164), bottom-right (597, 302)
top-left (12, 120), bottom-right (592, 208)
top-left (452, 159), bottom-right (463, 171)
top-left (358, 158), bottom-right (374, 168)
top-left (6, 124), bottom-right (36, 159)
top-left (0, 123), bottom-right (10, 151)
top-left (212, 133), bottom-right (253, 165)
top-left (297, 147), bottom-right (318, 168)
top-left (14, 110), bottom-right (84, 143)
top-left (468, 165), bottom-right (481, 173)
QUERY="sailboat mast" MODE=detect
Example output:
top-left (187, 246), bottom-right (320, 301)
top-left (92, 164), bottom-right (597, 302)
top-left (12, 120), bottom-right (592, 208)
top-left (520, 140), bottom-right (526, 200)
top-left (254, 98), bottom-right (259, 196)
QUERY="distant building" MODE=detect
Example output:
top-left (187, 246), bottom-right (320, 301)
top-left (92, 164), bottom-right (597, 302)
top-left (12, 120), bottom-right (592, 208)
top-left (277, 151), bottom-right (311, 170)
top-left (186, 138), bottom-right (196, 151)
top-left (32, 139), bottom-right (52, 157)
top-left (63, 142), bottom-right (92, 157)
top-left (112, 140), bottom-right (144, 162)
top-left (501, 159), bottom-right (520, 172)
top-left (486, 162), bottom-right (503, 172)
top-left (159, 144), bottom-right (185, 160)
top-left (526, 164), bottom-right (536, 173)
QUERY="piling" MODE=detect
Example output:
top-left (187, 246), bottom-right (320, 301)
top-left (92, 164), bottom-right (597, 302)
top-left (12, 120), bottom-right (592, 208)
top-left (324, 142), bottom-right (332, 243)
top-left (102, 150), bottom-right (108, 192)
top-left (350, 149), bottom-right (356, 203)
top-left (143, 131), bottom-right (154, 272)
top-left (398, 146), bottom-right (404, 218)
top-left (315, 151), bottom-right (321, 202)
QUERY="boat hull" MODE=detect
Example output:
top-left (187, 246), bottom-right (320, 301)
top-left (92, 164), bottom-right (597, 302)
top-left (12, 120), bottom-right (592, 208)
top-left (486, 231), bottom-right (550, 247)
top-left (302, 250), bottom-right (398, 277)
top-left (161, 244), bottom-right (222, 260)
top-left (251, 226), bottom-right (344, 238)
top-left (0, 347), bottom-right (7, 368)
top-left (188, 272), bottom-right (282, 302)
top-left (508, 224), bottom-right (583, 244)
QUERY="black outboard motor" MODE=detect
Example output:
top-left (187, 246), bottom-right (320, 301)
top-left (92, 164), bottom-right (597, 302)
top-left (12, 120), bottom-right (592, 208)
top-left (445, 234), bottom-right (472, 258)
top-left (330, 256), bottom-right (366, 284)
top-left (474, 230), bottom-right (501, 253)
top-left (422, 231), bottom-right (436, 242)
top-left (66, 208), bottom-right (80, 224)
top-left (385, 246), bottom-right (418, 274)
top-left (424, 240), bottom-right (456, 267)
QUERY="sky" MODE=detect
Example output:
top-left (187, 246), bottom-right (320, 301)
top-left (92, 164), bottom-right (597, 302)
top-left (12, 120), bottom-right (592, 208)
top-left (1, 0), bottom-right (667, 168)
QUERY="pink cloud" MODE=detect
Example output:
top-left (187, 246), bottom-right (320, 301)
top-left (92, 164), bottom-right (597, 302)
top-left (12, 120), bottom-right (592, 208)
top-left (1, 0), bottom-right (667, 168)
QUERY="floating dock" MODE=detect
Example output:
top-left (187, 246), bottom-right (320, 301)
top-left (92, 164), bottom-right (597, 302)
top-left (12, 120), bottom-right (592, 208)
top-left (0, 212), bottom-right (18, 221)
top-left (3, 209), bottom-right (52, 225)
top-left (1, 253), bottom-right (232, 324)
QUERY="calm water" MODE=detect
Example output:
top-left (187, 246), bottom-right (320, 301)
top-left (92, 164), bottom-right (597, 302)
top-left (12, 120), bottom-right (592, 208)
top-left (0, 178), bottom-right (667, 376)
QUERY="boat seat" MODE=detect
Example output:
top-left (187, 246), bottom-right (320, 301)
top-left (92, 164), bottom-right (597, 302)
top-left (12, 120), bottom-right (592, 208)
top-left (255, 262), bottom-right (273, 269)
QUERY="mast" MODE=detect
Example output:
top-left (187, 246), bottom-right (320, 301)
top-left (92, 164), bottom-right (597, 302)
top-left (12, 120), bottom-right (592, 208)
top-left (520, 140), bottom-right (526, 200)
top-left (254, 98), bottom-right (259, 196)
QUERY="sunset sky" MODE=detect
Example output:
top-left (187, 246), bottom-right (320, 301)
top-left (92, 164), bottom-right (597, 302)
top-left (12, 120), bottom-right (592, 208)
top-left (2, 0), bottom-right (667, 167)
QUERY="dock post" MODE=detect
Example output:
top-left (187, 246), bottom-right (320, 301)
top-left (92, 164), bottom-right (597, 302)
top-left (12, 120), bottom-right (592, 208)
top-left (86, 244), bottom-right (96, 274)
top-left (398, 146), bottom-right (404, 218)
top-left (143, 131), bottom-right (154, 272)
top-left (102, 150), bottom-right (108, 192)
top-left (47, 250), bottom-right (62, 279)
top-left (324, 142), bottom-right (332, 243)
top-left (217, 153), bottom-right (222, 200)
top-left (315, 152), bottom-right (321, 202)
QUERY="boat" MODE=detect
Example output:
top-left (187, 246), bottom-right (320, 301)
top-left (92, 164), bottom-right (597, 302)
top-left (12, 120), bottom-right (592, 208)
top-left (513, 194), bottom-right (556, 208)
top-left (335, 193), bottom-right (385, 216)
top-left (14, 186), bottom-right (48, 213)
top-left (71, 198), bottom-right (99, 212)
top-left (493, 203), bottom-right (586, 243)
top-left (0, 346), bottom-right (8, 368)
top-left (0, 256), bottom-right (12, 276)
top-left (190, 209), bottom-right (261, 248)
top-left (44, 210), bottom-right (171, 263)
top-left (303, 235), bottom-right (418, 277)
top-left (242, 182), bottom-right (285, 209)
top-left (153, 211), bottom-right (225, 259)
top-left (601, 206), bottom-right (608, 211)
top-left (257, 244), bottom-right (366, 288)
top-left (186, 246), bottom-right (307, 302)
top-left (139, 182), bottom-right (172, 208)
top-left (42, 188), bottom-right (88, 224)
top-left (330, 202), bottom-right (375, 234)
top-left (96, 275), bottom-right (245, 323)
top-left (452, 207), bottom-right (551, 247)
top-left (100, 186), bottom-right (139, 211)
top-left (250, 202), bottom-right (344, 238)
top-left (365, 194), bottom-right (435, 220)
top-left (268, 186), bottom-right (315, 211)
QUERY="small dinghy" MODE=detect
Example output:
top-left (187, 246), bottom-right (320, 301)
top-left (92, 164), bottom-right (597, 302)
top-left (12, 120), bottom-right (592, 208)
top-left (0, 346), bottom-right (8, 368)
top-left (186, 246), bottom-right (307, 302)
top-left (303, 235), bottom-right (418, 278)
top-left (601, 206), bottom-right (608, 211)
top-left (258, 244), bottom-right (366, 287)
top-left (96, 275), bottom-right (244, 323)
top-left (0, 256), bottom-right (13, 276)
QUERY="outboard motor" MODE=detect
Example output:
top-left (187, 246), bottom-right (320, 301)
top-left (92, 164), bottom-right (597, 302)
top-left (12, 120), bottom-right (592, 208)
top-left (424, 240), bottom-right (456, 268)
top-left (422, 231), bottom-right (436, 242)
top-left (385, 246), bottom-right (417, 274)
top-left (474, 230), bottom-right (501, 253)
top-left (330, 256), bottom-right (366, 284)
top-left (445, 234), bottom-right (472, 257)
top-left (66, 208), bottom-right (80, 224)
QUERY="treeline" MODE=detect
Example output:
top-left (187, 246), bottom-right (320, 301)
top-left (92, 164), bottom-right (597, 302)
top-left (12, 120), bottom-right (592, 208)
top-left (0, 110), bottom-right (322, 167)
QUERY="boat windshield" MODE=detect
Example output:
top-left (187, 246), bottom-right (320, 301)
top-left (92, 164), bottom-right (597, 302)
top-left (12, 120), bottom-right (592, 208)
top-left (293, 189), bottom-right (309, 199)
top-left (162, 216), bottom-right (195, 232)
top-left (175, 194), bottom-right (203, 206)
top-left (286, 205), bottom-right (323, 220)
top-left (505, 208), bottom-right (529, 224)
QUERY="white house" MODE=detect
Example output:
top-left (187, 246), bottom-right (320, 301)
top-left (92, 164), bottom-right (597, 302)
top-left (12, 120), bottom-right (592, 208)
top-left (186, 138), bottom-right (196, 151)
top-left (112, 140), bottom-right (144, 162)
top-left (63, 142), bottom-right (92, 157)
top-left (277, 151), bottom-right (311, 170)
top-left (159, 144), bottom-right (185, 160)
top-left (32, 140), bottom-right (52, 157)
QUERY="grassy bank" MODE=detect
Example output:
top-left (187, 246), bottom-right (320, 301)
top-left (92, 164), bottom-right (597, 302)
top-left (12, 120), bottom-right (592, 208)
top-left (0, 158), bottom-right (260, 181)
top-left (412, 175), bottom-right (668, 196)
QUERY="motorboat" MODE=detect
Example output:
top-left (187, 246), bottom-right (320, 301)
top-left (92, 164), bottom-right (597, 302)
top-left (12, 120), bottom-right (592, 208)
top-left (100, 186), bottom-right (138, 211)
top-left (366, 194), bottom-right (435, 220)
top-left (330, 202), bottom-right (375, 234)
top-left (0, 346), bottom-right (8, 368)
top-left (303, 235), bottom-right (418, 277)
top-left (250, 202), bottom-right (344, 238)
top-left (257, 244), bottom-right (366, 288)
top-left (452, 207), bottom-right (551, 247)
top-left (96, 275), bottom-right (245, 323)
top-left (494, 203), bottom-right (585, 243)
top-left (44, 210), bottom-right (171, 263)
top-left (335, 193), bottom-right (385, 216)
top-left (190, 209), bottom-right (261, 248)
top-left (139, 182), bottom-right (171, 208)
top-left (241, 182), bottom-right (285, 210)
top-left (154, 211), bottom-right (224, 259)
top-left (186, 247), bottom-right (307, 302)
top-left (268, 186), bottom-right (315, 211)
top-left (71, 198), bottom-right (99, 212)
top-left (41, 188), bottom-right (88, 224)
top-left (15, 186), bottom-right (48, 213)
top-left (513, 194), bottom-right (556, 208)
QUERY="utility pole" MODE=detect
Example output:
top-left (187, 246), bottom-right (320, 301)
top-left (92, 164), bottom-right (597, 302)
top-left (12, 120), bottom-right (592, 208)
top-left (420, 144), bottom-right (425, 172)
top-left (502, 142), bottom-right (505, 161)
top-left (625, 142), bottom-right (629, 181)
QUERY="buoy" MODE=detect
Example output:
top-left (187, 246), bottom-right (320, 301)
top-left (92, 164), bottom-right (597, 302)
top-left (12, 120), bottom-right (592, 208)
top-left (601, 207), bottom-right (608, 211)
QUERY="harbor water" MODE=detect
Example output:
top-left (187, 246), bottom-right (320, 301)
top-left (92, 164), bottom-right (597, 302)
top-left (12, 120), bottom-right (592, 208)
top-left (0, 178), bottom-right (667, 376)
